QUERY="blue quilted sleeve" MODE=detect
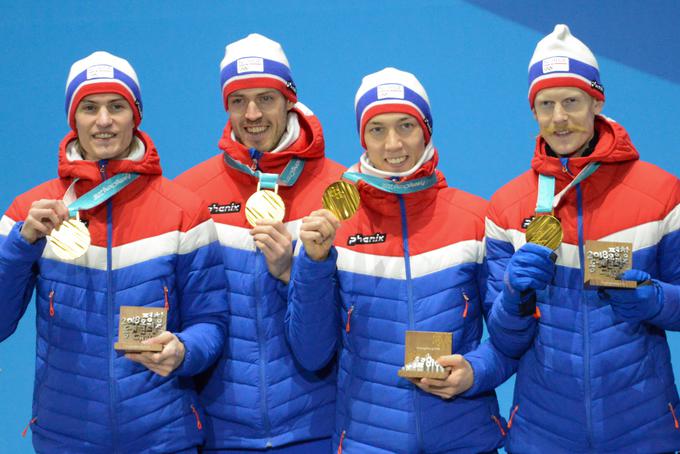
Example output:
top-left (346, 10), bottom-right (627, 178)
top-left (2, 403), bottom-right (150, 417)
top-left (0, 222), bottom-right (44, 341)
top-left (286, 245), bottom-right (339, 371)
top-left (462, 259), bottom-right (518, 396)
top-left (485, 226), bottom-right (538, 359)
top-left (648, 195), bottom-right (680, 330)
top-left (173, 220), bottom-right (229, 376)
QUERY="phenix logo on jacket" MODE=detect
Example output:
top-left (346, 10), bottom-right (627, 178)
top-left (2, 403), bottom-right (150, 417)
top-left (485, 116), bottom-right (680, 453)
top-left (0, 130), bottom-right (228, 453)
top-left (286, 151), bottom-right (517, 453)
top-left (174, 103), bottom-right (345, 450)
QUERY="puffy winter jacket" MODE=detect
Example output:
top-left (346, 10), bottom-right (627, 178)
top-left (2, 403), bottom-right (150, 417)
top-left (175, 103), bottom-right (345, 450)
top-left (486, 116), bottom-right (680, 453)
top-left (0, 130), bottom-right (228, 453)
top-left (287, 151), bottom-right (516, 453)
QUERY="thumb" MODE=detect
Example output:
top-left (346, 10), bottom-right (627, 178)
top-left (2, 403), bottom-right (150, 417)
top-left (142, 330), bottom-right (173, 345)
top-left (436, 354), bottom-right (465, 368)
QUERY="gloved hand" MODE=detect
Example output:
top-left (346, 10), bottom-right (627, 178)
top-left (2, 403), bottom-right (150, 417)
top-left (501, 243), bottom-right (556, 316)
top-left (598, 269), bottom-right (662, 322)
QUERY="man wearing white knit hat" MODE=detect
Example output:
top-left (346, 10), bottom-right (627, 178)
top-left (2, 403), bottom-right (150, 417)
top-left (0, 51), bottom-right (228, 452)
top-left (285, 67), bottom-right (518, 453)
top-left (176, 33), bottom-right (344, 452)
top-left (485, 25), bottom-right (680, 452)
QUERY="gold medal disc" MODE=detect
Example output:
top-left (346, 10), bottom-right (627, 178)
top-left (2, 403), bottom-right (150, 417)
top-left (322, 181), bottom-right (360, 221)
top-left (47, 218), bottom-right (91, 260)
top-left (245, 190), bottom-right (286, 227)
top-left (525, 215), bottom-right (563, 250)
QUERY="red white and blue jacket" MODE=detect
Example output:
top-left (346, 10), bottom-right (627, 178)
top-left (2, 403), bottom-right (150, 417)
top-left (486, 116), bottom-right (680, 453)
top-left (0, 130), bottom-right (228, 453)
top-left (175, 104), bottom-right (345, 450)
top-left (287, 152), bottom-right (516, 453)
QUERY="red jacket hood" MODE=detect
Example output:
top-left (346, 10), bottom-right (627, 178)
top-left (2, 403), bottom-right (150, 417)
top-left (531, 116), bottom-right (639, 180)
top-left (218, 105), bottom-right (326, 174)
top-left (57, 129), bottom-right (162, 183)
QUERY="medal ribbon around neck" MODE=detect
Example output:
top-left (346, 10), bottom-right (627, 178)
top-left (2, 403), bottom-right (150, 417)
top-left (528, 162), bottom-right (601, 250)
top-left (223, 150), bottom-right (305, 227)
top-left (48, 172), bottom-right (139, 260)
top-left (223, 152), bottom-right (305, 191)
top-left (342, 171), bottom-right (438, 195)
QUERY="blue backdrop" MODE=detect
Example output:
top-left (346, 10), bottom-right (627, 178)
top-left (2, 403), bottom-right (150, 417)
top-left (1, 1), bottom-right (678, 451)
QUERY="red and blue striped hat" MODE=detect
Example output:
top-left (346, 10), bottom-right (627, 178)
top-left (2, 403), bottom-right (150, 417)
top-left (65, 51), bottom-right (142, 129)
top-left (354, 67), bottom-right (433, 148)
top-left (220, 33), bottom-right (297, 110)
top-left (528, 24), bottom-right (604, 107)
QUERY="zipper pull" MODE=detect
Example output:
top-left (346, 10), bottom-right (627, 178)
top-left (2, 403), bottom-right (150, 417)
top-left (190, 404), bottom-right (203, 430)
top-left (345, 306), bottom-right (354, 333)
top-left (337, 430), bottom-right (346, 454)
top-left (49, 290), bottom-right (55, 317)
top-left (99, 159), bottom-right (108, 180)
top-left (462, 290), bottom-right (469, 318)
top-left (249, 148), bottom-right (262, 171)
top-left (163, 286), bottom-right (169, 311)
top-left (21, 417), bottom-right (37, 437)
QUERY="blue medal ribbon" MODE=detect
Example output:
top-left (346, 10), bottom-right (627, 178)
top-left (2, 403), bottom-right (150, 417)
top-left (223, 150), bottom-right (305, 191)
top-left (342, 171), bottom-right (438, 195)
top-left (536, 162), bottom-right (601, 213)
top-left (67, 172), bottom-right (140, 217)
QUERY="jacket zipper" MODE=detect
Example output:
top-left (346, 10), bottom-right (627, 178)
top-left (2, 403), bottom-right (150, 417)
top-left (462, 289), bottom-right (469, 318)
top-left (163, 285), bottom-right (169, 311)
top-left (254, 253), bottom-right (272, 445)
top-left (576, 184), bottom-right (593, 447)
top-left (100, 161), bottom-right (120, 453)
top-left (190, 404), bottom-right (203, 430)
top-left (398, 195), bottom-right (422, 450)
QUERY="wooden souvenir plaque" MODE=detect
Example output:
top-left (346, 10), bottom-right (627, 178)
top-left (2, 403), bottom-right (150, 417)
top-left (114, 306), bottom-right (167, 352)
top-left (397, 331), bottom-right (452, 379)
top-left (584, 240), bottom-right (637, 289)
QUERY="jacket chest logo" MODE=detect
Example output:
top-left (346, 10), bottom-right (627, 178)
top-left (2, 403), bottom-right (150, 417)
top-left (521, 216), bottom-right (535, 230)
top-left (347, 232), bottom-right (387, 246)
top-left (208, 202), bottom-right (242, 214)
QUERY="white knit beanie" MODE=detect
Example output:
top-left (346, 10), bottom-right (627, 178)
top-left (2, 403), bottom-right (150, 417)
top-left (65, 51), bottom-right (142, 129)
top-left (354, 67), bottom-right (433, 148)
top-left (528, 24), bottom-right (604, 107)
top-left (220, 33), bottom-right (297, 110)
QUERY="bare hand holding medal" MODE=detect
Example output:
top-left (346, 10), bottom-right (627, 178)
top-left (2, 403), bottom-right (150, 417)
top-left (299, 180), bottom-right (360, 261)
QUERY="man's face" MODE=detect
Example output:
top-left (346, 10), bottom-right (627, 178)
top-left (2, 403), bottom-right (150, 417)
top-left (533, 87), bottom-right (603, 156)
top-left (227, 88), bottom-right (294, 153)
top-left (75, 93), bottom-right (135, 161)
top-left (364, 113), bottom-right (426, 173)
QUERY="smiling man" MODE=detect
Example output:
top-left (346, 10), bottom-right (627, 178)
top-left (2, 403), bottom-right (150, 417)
top-left (485, 25), bottom-right (680, 452)
top-left (175, 34), bottom-right (344, 452)
top-left (0, 51), bottom-right (228, 453)
top-left (285, 67), bottom-right (517, 453)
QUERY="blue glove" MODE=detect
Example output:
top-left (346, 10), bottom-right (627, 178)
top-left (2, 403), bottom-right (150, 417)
top-left (598, 269), bottom-right (662, 322)
top-left (501, 243), bottom-right (556, 316)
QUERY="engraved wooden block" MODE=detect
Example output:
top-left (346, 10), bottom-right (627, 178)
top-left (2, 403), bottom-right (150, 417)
top-left (397, 331), bottom-right (452, 380)
top-left (114, 306), bottom-right (167, 352)
top-left (584, 240), bottom-right (637, 288)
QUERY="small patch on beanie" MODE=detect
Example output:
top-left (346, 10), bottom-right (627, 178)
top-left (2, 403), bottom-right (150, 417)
top-left (237, 57), bottom-right (264, 74)
top-left (377, 84), bottom-right (405, 100)
top-left (542, 57), bottom-right (569, 74)
top-left (87, 65), bottom-right (114, 80)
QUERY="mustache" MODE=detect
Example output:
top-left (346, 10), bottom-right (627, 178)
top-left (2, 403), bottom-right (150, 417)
top-left (545, 123), bottom-right (588, 134)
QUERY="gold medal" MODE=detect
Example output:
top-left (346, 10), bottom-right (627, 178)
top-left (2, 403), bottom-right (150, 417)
top-left (525, 214), bottom-right (563, 250)
top-left (322, 181), bottom-right (360, 221)
top-left (47, 217), bottom-right (91, 260)
top-left (245, 190), bottom-right (286, 227)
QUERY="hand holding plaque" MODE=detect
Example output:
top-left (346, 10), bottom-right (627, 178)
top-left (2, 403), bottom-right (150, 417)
top-left (398, 331), bottom-right (452, 380)
top-left (114, 306), bottom-right (167, 352)
top-left (584, 240), bottom-right (638, 288)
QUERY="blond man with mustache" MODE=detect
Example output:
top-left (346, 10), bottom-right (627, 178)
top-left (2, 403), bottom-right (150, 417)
top-left (484, 25), bottom-right (680, 453)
